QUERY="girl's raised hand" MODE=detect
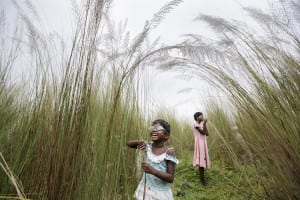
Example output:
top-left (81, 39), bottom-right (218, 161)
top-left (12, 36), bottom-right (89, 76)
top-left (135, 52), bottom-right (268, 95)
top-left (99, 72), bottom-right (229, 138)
top-left (137, 141), bottom-right (146, 150)
top-left (142, 162), bottom-right (154, 174)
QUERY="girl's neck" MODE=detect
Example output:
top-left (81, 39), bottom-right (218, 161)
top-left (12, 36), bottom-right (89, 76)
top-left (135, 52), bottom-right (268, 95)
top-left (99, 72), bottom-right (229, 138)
top-left (152, 141), bottom-right (165, 148)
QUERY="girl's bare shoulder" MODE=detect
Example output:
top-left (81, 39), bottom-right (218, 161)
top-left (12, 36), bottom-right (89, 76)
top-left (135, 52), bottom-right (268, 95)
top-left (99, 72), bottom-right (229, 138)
top-left (166, 147), bottom-right (175, 156)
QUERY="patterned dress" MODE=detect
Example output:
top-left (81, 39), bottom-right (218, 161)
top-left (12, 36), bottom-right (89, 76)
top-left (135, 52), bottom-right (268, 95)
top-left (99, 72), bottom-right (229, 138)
top-left (193, 121), bottom-right (210, 168)
top-left (134, 143), bottom-right (179, 200)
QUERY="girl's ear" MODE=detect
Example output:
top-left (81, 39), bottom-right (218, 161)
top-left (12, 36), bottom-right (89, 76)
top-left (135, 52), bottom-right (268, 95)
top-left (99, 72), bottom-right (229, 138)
top-left (164, 133), bottom-right (170, 141)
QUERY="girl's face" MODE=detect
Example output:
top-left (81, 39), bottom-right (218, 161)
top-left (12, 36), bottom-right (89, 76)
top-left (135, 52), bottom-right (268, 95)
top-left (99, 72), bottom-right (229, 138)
top-left (197, 115), bottom-right (203, 123)
top-left (149, 123), bottom-right (168, 142)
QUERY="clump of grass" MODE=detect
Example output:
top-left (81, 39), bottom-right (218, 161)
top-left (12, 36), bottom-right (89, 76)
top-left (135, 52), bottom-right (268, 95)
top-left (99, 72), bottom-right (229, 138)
top-left (0, 153), bottom-right (29, 200)
top-left (205, 102), bottom-right (242, 169)
top-left (173, 154), bottom-right (265, 200)
top-left (174, 0), bottom-right (300, 198)
top-left (0, 0), bottom-right (184, 199)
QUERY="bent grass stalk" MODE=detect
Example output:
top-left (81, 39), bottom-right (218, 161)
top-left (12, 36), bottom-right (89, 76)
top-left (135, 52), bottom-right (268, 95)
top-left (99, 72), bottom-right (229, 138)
top-left (0, 153), bottom-right (29, 200)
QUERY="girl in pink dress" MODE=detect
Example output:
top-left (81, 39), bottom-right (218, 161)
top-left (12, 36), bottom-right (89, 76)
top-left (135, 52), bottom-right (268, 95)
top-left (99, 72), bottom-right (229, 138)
top-left (193, 112), bottom-right (210, 185)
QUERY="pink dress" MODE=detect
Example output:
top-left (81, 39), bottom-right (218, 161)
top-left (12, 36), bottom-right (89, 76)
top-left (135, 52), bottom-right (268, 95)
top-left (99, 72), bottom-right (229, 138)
top-left (193, 122), bottom-right (210, 168)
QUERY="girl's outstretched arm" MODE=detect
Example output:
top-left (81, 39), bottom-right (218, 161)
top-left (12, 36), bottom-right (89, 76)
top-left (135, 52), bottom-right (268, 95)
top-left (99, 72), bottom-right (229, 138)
top-left (141, 149), bottom-right (176, 183)
top-left (127, 140), bottom-right (146, 149)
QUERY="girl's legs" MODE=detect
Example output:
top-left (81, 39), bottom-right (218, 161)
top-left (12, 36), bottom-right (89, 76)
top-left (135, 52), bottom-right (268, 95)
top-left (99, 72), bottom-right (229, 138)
top-left (199, 167), bottom-right (207, 186)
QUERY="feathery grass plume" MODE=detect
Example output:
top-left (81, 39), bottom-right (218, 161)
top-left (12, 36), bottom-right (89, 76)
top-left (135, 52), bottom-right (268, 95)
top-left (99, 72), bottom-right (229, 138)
top-left (0, 0), bottom-right (185, 199)
top-left (173, 0), bottom-right (300, 198)
top-left (92, 2), bottom-right (185, 197)
top-left (2, 0), bottom-right (111, 199)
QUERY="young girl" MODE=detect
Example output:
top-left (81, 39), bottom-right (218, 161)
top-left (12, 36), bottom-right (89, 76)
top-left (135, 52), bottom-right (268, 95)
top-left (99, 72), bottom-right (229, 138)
top-left (193, 112), bottom-right (210, 185)
top-left (127, 119), bottom-right (179, 200)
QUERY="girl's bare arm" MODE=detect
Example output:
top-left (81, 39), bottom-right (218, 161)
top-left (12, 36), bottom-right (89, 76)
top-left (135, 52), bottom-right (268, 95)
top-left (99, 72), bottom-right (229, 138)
top-left (195, 120), bottom-right (209, 136)
top-left (141, 149), bottom-right (176, 183)
top-left (196, 127), bottom-right (208, 135)
top-left (147, 161), bottom-right (175, 183)
top-left (127, 140), bottom-right (146, 149)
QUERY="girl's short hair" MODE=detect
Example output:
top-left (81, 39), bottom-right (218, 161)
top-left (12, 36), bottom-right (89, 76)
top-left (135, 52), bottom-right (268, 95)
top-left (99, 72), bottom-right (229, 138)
top-left (152, 119), bottom-right (170, 134)
top-left (193, 112), bottom-right (203, 120)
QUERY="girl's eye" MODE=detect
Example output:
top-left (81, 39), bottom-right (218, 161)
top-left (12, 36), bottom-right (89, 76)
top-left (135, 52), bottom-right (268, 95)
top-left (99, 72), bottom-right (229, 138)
top-left (149, 126), bottom-right (165, 132)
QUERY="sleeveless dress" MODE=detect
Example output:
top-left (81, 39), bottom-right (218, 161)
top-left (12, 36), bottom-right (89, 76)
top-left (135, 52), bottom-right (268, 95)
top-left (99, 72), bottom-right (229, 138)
top-left (134, 143), bottom-right (179, 200)
top-left (193, 122), bottom-right (210, 168)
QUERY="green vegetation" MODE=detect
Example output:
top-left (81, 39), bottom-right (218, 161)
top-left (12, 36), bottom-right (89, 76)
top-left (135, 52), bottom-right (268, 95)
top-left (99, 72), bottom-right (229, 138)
top-left (0, 0), bottom-right (299, 199)
top-left (172, 2), bottom-right (300, 199)
top-left (173, 154), bottom-right (265, 200)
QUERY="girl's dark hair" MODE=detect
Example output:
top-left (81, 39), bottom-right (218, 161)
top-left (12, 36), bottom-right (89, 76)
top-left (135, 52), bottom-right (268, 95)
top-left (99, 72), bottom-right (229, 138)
top-left (193, 112), bottom-right (203, 120)
top-left (152, 119), bottom-right (170, 134)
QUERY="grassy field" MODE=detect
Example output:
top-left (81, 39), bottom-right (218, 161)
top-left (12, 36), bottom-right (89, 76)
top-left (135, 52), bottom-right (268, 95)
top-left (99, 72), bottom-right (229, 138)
top-left (1, 0), bottom-right (299, 199)
top-left (173, 153), bottom-right (265, 200)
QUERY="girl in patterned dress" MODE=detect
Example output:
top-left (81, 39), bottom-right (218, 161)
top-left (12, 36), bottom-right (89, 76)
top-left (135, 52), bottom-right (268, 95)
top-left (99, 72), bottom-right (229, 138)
top-left (127, 119), bottom-right (179, 200)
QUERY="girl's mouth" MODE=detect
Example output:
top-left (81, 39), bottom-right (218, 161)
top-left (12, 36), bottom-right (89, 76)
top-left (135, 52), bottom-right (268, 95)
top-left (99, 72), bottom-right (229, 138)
top-left (151, 133), bottom-right (158, 139)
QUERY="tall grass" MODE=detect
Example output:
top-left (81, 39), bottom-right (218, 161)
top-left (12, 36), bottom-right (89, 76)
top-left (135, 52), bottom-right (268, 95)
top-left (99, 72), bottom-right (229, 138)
top-left (4, 0), bottom-right (299, 199)
top-left (204, 103), bottom-right (240, 168)
top-left (0, 0), bottom-right (183, 199)
top-left (175, 1), bottom-right (300, 198)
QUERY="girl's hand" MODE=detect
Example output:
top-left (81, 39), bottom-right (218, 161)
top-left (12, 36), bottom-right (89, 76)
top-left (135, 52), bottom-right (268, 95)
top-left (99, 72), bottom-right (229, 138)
top-left (142, 162), bottom-right (154, 174)
top-left (137, 141), bottom-right (146, 150)
top-left (203, 118), bottom-right (208, 124)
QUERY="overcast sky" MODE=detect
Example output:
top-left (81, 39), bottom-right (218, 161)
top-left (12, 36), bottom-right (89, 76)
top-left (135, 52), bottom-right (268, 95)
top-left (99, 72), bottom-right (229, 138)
top-left (112, 0), bottom-right (270, 119)
top-left (1, 0), bottom-right (271, 119)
